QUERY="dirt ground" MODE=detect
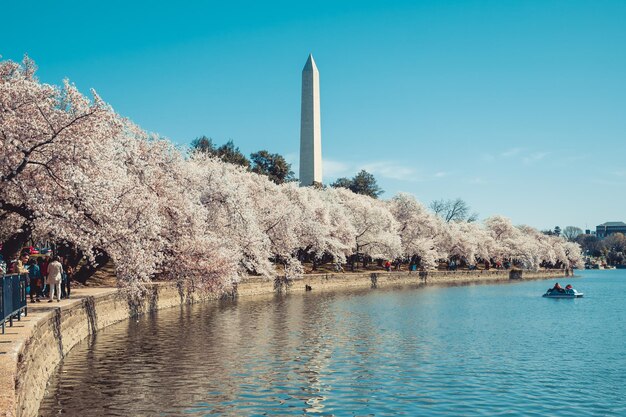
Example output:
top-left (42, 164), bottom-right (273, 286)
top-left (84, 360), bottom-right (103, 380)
top-left (77, 261), bottom-right (491, 286)
top-left (73, 260), bottom-right (117, 287)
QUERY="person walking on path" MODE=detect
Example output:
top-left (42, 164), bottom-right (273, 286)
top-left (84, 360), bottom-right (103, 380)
top-left (27, 258), bottom-right (42, 302)
top-left (61, 259), bottom-right (74, 299)
top-left (39, 256), bottom-right (50, 297)
top-left (47, 256), bottom-right (63, 303)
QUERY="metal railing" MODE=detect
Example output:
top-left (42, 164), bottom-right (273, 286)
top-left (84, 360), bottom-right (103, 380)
top-left (1, 273), bottom-right (28, 334)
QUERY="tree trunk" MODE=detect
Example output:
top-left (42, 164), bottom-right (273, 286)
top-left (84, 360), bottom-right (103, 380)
top-left (56, 242), bottom-right (83, 270)
top-left (1, 221), bottom-right (32, 261)
top-left (73, 251), bottom-right (110, 284)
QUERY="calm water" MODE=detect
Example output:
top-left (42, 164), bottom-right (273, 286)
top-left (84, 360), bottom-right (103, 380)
top-left (39, 270), bottom-right (626, 416)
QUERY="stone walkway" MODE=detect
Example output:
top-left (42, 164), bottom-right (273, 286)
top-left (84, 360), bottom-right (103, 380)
top-left (1, 287), bottom-right (116, 352)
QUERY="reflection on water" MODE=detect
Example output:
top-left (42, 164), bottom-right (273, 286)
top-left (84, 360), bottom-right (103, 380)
top-left (40, 271), bottom-right (626, 416)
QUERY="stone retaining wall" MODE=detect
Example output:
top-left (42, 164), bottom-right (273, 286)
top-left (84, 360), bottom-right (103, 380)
top-left (1, 269), bottom-right (568, 417)
top-left (238, 269), bottom-right (569, 295)
top-left (1, 284), bottom-right (207, 417)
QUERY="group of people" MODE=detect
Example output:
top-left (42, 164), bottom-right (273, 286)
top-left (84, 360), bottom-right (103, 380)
top-left (383, 260), bottom-right (403, 272)
top-left (12, 250), bottom-right (74, 303)
top-left (550, 282), bottom-right (573, 293)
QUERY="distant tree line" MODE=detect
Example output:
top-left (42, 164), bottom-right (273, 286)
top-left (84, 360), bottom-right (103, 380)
top-left (192, 137), bottom-right (388, 199)
top-left (192, 137), bottom-right (489, 224)
top-left (576, 232), bottom-right (626, 265)
top-left (331, 170), bottom-right (383, 199)
top-left (190, 136), bottom-right (296, 184)
top-left (542, 224), bottom-right (625, 265)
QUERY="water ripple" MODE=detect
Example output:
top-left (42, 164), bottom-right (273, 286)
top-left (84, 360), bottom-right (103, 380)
top-left (39, 271), bottom-right (626, 416)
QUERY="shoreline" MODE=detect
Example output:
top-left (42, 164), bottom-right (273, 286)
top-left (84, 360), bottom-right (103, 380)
top-left (0, 269), bottom-right (568, 417)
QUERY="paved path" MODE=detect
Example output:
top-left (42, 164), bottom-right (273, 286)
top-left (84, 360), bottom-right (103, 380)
top-left (1, 287), bottom-right (116, 352)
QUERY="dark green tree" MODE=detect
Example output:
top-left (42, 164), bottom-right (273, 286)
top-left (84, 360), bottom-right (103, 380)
top-left (330, 177), bottom-right (353, 189)
top-left (190, 137), bottom-right (250, 168)
top-left (190, 136), bottom-right (216, 154)
top-left (331, 170), bottom-right (383, 199)
top-left (603, 233), bottom-right (626, 265)
top-left (250, 150), bottom-right (296, 184)
top-left (575, 234), bottom-right (603, 257)
top-left (216, 140), bottom-right (250, 168)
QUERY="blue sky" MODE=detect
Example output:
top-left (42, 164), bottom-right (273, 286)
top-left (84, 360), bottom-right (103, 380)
top-left (3, 0), bottom-right (625, 231)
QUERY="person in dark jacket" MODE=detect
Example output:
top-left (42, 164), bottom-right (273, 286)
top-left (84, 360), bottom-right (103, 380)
top-left (39, 256), bottom-right (50, 297)
top-left (27, 258), bottom-right (42, 302)
top-left (61, 258), bottom-right (74, 299)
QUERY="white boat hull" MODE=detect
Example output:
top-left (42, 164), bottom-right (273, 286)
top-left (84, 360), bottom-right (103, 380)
top-left (543, 289), bottom-right (584, 298)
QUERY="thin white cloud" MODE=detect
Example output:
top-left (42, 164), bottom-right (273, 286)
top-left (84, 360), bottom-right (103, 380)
top-left (323, 159), bottom-right (351, 178)
top-left (588, 178), bottom-right (623, 186)
top-left (467, 177), bottom-right (488, 184)
top-left (322, 159), bottom-right (451, 183)
top-left (360, 161), bottom-right (418, 181)
top-left (482, 147), bottom-right (522, 162)
top-left (523, 152), bottom-right (549, 164)
top-left (565, 155), bottom-right (587, 163)
top-left (500, 147), bottom-right (523, 157)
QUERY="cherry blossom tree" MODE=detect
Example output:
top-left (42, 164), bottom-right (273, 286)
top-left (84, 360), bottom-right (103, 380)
top-left (188, 155), bottom-right (274, 278)
top-left (0, 56), bottom-right (584, 295)
top-left (334, 188), bottom-right (401, 269)
top-left (441, 221), bottom-right (495, 267)
top-left (388, 193), bottom-right (442, 268)
top-left (281, 183), bottom-right (353, 267)
top-left (1, 56), bottom-right (121, 260)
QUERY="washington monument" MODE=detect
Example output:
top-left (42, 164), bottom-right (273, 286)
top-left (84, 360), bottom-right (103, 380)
top-left (299, 54), bottom-right (322, 186)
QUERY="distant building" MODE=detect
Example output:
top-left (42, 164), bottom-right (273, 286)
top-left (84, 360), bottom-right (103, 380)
top-left (596, 222), bottom-right (626, 238)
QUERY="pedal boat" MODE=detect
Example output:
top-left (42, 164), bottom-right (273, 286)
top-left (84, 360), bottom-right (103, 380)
top-left (542, 288), bottom-right (584, 298)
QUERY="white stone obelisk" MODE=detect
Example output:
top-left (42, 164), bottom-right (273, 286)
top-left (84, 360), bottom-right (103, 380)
top-left (299, 54), bottom-right (322, 186)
